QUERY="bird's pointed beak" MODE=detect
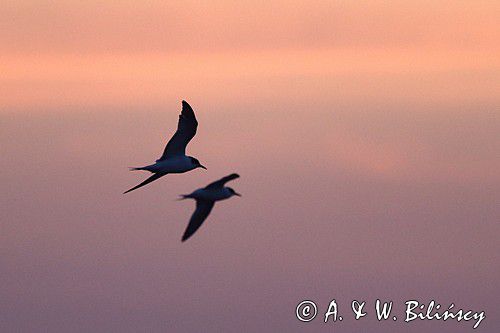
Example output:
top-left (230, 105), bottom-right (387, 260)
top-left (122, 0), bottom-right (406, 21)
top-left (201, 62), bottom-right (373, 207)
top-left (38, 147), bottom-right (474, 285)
top-left (234, 192), bottom-right (242, 197)
top-left (199, 165), bottom-right (207, 170)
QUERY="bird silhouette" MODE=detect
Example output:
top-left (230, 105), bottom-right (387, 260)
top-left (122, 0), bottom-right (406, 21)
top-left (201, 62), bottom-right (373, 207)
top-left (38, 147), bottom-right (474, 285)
top-left (179, 173), bottom-right (241, 242)
top-left (124, 100), bottom-right (206, 194)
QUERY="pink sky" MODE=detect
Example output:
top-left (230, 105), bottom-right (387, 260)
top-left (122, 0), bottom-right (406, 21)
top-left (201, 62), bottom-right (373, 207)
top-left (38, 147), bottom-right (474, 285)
top-left (1, 0), bottom-right (499, 111)
top-left (1, 1), bottom-right (499, 332)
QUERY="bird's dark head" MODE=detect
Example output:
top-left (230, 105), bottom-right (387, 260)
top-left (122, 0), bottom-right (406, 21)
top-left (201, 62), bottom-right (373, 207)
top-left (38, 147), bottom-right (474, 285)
top-left (189, 156), bottom-right (207, 170)
top-left (227, 187), bottom-right (242, 197)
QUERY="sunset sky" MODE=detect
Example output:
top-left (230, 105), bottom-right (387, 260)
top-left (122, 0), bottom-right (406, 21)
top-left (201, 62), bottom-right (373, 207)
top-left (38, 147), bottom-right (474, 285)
top-left (1, 1), bottom-right (499, 332)
top-left (1, 0), bottom-right (499, 111)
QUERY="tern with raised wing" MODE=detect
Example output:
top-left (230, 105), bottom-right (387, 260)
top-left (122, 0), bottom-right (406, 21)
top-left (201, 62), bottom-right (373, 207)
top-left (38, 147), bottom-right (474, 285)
top-left (124, 100), bottom-right (206, 194)
top-left (179, 173), bottom-right (241, 242)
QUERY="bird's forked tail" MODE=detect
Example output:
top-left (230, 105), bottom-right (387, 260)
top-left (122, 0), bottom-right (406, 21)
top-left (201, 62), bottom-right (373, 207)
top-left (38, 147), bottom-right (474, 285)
top-left (177, 194), bottom-right (193, 200)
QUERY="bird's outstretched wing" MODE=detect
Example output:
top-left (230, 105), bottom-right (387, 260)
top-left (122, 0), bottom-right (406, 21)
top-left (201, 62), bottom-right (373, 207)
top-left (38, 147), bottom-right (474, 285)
top-left (205, 173), bottom-right (240, 189)
top-left (158, 100), bottom-right (198, 161)
top-left (182, 200), bottom-right (215, 242)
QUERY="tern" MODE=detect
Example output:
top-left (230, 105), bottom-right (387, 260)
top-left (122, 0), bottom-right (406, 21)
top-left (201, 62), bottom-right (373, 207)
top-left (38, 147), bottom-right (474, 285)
top-left (124, 100), bottom-right (206, 194)
top-left (179, 173), bottom-right (241, 242)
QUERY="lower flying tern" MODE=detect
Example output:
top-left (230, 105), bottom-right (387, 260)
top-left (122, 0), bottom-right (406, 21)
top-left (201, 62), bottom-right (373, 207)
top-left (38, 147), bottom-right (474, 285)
top-left (179, 173), bottom-right (241, 242)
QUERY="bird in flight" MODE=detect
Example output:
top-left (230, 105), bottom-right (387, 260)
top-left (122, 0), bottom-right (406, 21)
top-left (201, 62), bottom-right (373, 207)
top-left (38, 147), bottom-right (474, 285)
top-left (179, 173), bottom-right (241, 242)
top-left (124, 100), bottom-right (206, 194)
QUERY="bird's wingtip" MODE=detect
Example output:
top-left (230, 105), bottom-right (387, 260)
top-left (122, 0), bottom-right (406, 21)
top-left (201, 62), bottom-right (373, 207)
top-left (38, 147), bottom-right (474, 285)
top-left (228, 173), bottom-right (240, 179)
